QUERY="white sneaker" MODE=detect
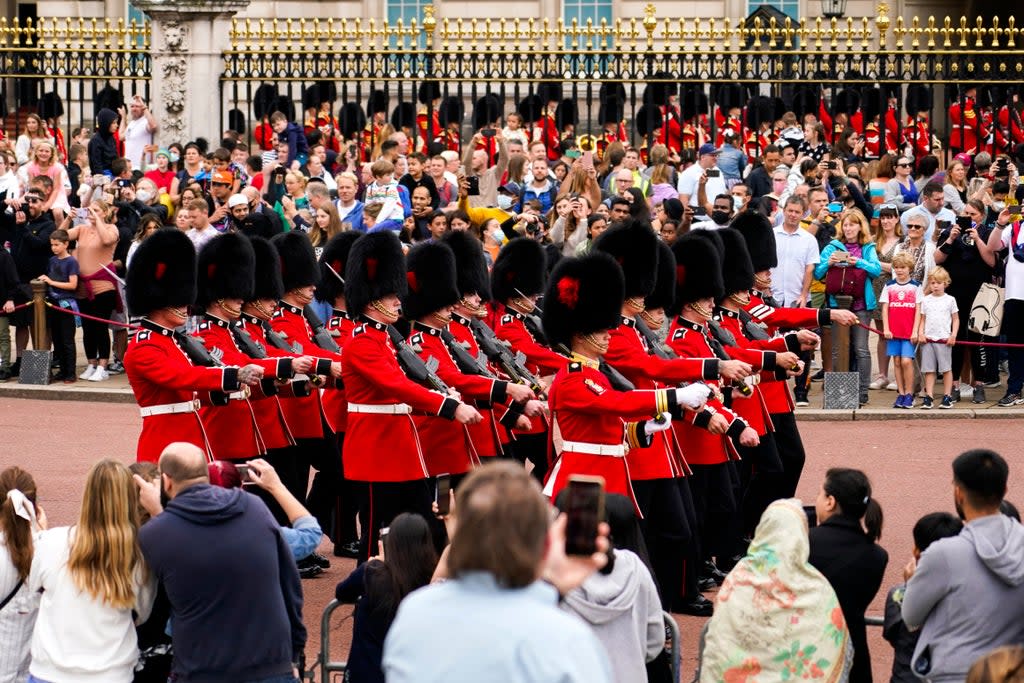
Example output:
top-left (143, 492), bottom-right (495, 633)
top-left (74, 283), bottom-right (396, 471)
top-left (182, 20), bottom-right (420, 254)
top-left (869, 376), bottom-right (888, 390)
top-left (885, 381), bottom-right (898, 391)
top-left (79, 365), bottom-right (97, 380)
top-left (88, 367), bottom-right (110, 382)
top-left (959, 385), bottom-right (974, 398)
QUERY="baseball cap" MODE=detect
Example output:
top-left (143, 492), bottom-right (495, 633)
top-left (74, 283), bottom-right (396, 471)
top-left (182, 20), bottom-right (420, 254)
top-left (115, 177), bottom-right (135, 188)
top-left (698, 143), bottom-right (718, 156)
top-left (498, 182), bottom-right (522, 195)
top-left (212, 170), bottom-right (234, 185)
top-left (227, 194), bottom-right (249, 209)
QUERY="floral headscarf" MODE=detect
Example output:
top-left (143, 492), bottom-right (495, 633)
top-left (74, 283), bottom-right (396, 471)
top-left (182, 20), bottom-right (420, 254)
top-left (699, 499), bottom-right (852, 683)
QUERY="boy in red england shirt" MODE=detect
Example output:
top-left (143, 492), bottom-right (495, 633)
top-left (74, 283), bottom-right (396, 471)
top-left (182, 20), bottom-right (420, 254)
top-left (880, 252), bottom-right (921, 408)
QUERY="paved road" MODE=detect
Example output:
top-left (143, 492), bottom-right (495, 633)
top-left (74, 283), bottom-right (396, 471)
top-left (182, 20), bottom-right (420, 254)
top-left (4, 397), bottom-right (1021, 681)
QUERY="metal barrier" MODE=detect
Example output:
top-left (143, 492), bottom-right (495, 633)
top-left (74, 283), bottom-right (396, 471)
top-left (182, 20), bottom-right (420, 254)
top-left (310, 599), bottom-right (348, 682)
top-left (665, 610), bottom-right (682, 683)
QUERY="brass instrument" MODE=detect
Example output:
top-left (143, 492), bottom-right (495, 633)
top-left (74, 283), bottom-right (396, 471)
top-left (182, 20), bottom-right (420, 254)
top-left (577, 134), bottom-right (598, 153)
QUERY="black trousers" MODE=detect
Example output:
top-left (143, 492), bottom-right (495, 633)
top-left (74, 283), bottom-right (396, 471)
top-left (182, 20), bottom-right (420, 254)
top-left (737, 432), bottom-right (784, 537)
top-left (506, 431), bottom-right (549, 482)
top-left (47, 304), bottom-right (76, 378)
top-left (688, 463), bottom-right (738, 563)
top-left (770, 411), bottom-right (807, 499)
top-left (355, 479), bottom-right (436, 563)
top-left (304, 430), bottom-right (347, 544)
top-left (632, 478), bottom-right (695, 611)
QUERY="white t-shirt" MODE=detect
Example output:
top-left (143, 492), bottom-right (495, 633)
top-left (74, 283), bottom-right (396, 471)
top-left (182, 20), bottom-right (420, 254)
top-left (1002, 224), bottom-right (1024, 302)
top-left (676, 164), bottom-right (727, 208)
top-left (770, 226), bottom-right (820, 306)
top-left (919, 292), bottom-right (958, 340)
top-left (123, 116), bottom-right (153, 171)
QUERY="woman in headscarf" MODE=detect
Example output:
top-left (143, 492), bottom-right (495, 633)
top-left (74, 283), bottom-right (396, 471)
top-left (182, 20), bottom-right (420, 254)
top-left (699, 498), bottom-right (853, 683)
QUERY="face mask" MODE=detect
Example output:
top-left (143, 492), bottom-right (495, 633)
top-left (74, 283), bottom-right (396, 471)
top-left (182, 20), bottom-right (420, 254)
top-left (711, 210), bottom-right (731, 225)
top-left (170, 153), bottom-right (180, 164)
top-left (497, 194), bottom-right (514, 210)
top-left (492, 228), bottom-right (507, 243)
top-left (136, 189), bottom-right (152, 203)
top-left (732, 195), bottom-right (744, 210)
top-left (992, 201), bottom-right (1006, 212)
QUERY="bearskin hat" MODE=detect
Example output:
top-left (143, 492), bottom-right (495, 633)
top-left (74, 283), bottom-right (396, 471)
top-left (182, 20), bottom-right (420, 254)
top-left (442, 230), bottom-right (491, 300)
top-left (417, 81), bottom-right (441, 106)
top-left (94, 85), bottom-right (124, 115)
top-left (316, 232), bottom-right (362, 304)
top-left (599, 96), bottom-right (625, 126)
top-left (645, 74), bottom-right (677, 105)
top-left (338, 101), bottom-right (367, 139)
top-left (537, 80), bottom-right (563, 105)
top-left (731, 211), bottom-right (777, 272)
top-left (517, 94), bottom-right (543, 124)
top-left (592, 219), bottom-right (659, 299)
top-left (401, 242), bottom-right (460, 321)
top-left (38, 92), bottom-right (64, 120)
top-left (670, 232), bottom-right (724, 311)
top-left (556, 98), bottom-right (578, 129)
top-left (861, 86), bottom-right (882, 122)
top-left (270, 95), bottom-right (295, 122)
top-left (344, 231), bottom-right (407, 316)
top-left (472, 94), bottom-right (502, 131)
top-left (302, 86), bottom-right (322, 112)
top-left (634, 104), bottom-right (663, 137)
top-left (645, 240), bottom-right (676, 312)
top-left (833, 89), bottom-right (862, 116)
top-left (681, 85), bottom-right (710, 121)
top-left (249, 236), bottom-right (284, 302)
top-left (599, 82), bottom-right (627, 106)
top-left (253, 84), bottom-right (279, 120)
top-left (196, 233), bottom-right (255, 309)
top-left (542, 252), bottom-right (625, 350)
top-left (905, 84), bottom-right (933, 115)
top-left (491, 238), bottom-right (547, 303)
top-left (367, 90), bottom-right (389, 116)
top-left (715, 83), bottom-right (745, 111)
top-left (746, 95), bottom-right (776, 130)
top-left (227, 108), bottom-right (246, 134)
top-left (791, 85), bottom-right (821, 120)
top-left (391, 102), bottom-right (415, 130)
top-left (718, 227), bottom-right (755, 295)
top-left (439, 96), bottom-right (464, 128)
top-left (126, 229), bottom-right (197, 315)
top-left (272, 232), bottom-right (318, 292)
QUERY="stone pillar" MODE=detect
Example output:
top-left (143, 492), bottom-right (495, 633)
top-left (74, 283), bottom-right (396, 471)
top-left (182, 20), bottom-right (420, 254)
top-left (133, 0), bottom-right (250, 146)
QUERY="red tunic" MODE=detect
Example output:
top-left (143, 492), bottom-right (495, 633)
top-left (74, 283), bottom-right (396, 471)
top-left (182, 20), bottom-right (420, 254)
top-left (949, 98), bottom-right (987, 153)
top-left (361, 123), bottom-right (384, 162)
top-left (415, 108), bottom-right (442, 155)
top-left (125, 320), bottom-right (243, 463)
top-left (657, 106), bottom-right (683, 153)
top-left (995, 106), bottom-right (1024, 153)
top-left (534, 113), bottom-right (561, 161)
top-left (320, 309), bottom-right (356, 434)
top-left (450, 313), bottom-right (512, 457)
top-left (544, 358), bottom-right (676, 509)
top-left (239, 313), bottom-right (301, 450)
top-left (904, 117), bottom-right (932, 159)
top-left (493, 310), bottom-right (561, 437)
top-left (341, 320), bottom-right (461, 482)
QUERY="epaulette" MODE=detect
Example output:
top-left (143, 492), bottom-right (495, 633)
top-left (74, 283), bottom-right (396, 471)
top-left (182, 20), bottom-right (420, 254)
top-left (351, 325), bottom-right (366, 337)
top-left (567, 361), bottom-right (583, 373)
top-left (409, 332), bottom-right (424, 346)
top-left (500, 314), bottom-right (513, 326)
top-left (672, 328), bottom-right (688, 341)
top-left (135, 330), bottom-right (151, 342)
top-left (271, 309), bottom-right (284, 319)
top-left (197, 322), bottom-right (210, 331)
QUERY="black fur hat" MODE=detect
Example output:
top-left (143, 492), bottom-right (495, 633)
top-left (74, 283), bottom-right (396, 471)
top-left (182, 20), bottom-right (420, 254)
top-left (833, 89), bottom-right (862, 116)
top-left (719, 227), bottom-right (755, 295)
top-left (746, 95), bottom-right (776, 130)
top-left (367, 90), bottom-right (389, 116)
top-left (861, 86), bottom-right (882, 122)
top-left (316, 232), bottom-right (362, 304)
top-left (227, 108), bottom-right (246, 134)
top-left (401, 242), bottom-right (460, 320)
top-left (716, 83), bottom-right (745, 111)
top-left (418, 81), bottom-right (442, 105)
top-left (38, 92), bottom-right (64, 120)
top-left (645, 240), bottom-right (676, 312)
top-left (517, 94), bottom-right (543, 124)
top-left (645, 74), bottom-right (677, 104)
top-left (439, 96), bottom-right (464, 127)
top-left (905, 84), bottom-right (933, 115)
top-left (542, 252), bottom-right (625, 350)
top-left (270, 95), bottom-right (295, 122)
top-left (791, 85), bottom-right (821, 120)
top-left (592, 219), bottom-right (659, 299)
top-left (537, 80), bottom-right (563, 105)
top-left (681, 85), bottom-right (710, 121)
top-left (491, 238), bottom-right (547, 303)
top-left (272, 232), bottom-right (318, 292)
top-left (442, 230), bottom-right (491, 300)
top-left (670, 232), bottom-right (724, 310)
top-left (302, 86), bottom-right (322, 112)
top-left (249, 236), bottom-right (284, 301)
top-left (599, 96), bottom-right (625, 126)
top-left (94, 85), bottom-right (124, 115)
top-left (126, 229), bottom-right (197, 315)
top-left (635, 104), bottom-right (663, 137)
top-left (344, 231), bottom-right (407, 316)
top-left (338, 102), bottom-right (367, 138)
top-left (556, 99), bottom-right (578, 129)
top-left (731, 211), bottom-right (778, 272)
top-left (391, 102), bottom-right (416, 130)
top-left (472, 94), bottom-right (502, 131)
top-left (600, 82), bottom-right (627, 106)
top-left (252, 84), bottom-right (279, 120)
top-left (196, 233), bottom-right (255, 309)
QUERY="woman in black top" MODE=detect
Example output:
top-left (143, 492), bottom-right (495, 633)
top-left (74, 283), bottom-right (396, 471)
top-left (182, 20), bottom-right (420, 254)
top-left (335, 513), bottom-right (438, 683)
top-left (808, 468), bottom-right (889, 683)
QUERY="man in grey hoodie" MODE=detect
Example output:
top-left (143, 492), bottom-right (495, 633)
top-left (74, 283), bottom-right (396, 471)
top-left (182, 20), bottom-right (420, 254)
top-left (902, 449), bottom-right (1024, 682)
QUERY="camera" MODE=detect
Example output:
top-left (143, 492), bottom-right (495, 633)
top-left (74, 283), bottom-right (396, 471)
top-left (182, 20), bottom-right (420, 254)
top-left (826, 161), bottom-right (837, 170)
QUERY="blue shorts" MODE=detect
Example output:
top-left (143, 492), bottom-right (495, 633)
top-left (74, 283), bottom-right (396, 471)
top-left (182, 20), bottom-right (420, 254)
top-left (887, 339), bottom-right (916, 358)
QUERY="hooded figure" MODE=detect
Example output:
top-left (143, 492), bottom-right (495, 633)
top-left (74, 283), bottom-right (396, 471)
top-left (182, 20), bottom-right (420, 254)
top-left (442, 230), bottom-right (491, 301)
top-left (316, 232), bottom-right (362, 306)
top-left (127, 229), bottom-right (197, 317)
top-left (401, 242), bottom-right (460, 321)
top-left (88, 107), bottom-right (119, 175)
top-left (196, 233), bottom-right (256, 310)
top-left (344, 231), bottom-right (407, 317)
top-left (490, 238), bottom-right (547, 305)
top-left (591, 220), bottom-right (659, 305)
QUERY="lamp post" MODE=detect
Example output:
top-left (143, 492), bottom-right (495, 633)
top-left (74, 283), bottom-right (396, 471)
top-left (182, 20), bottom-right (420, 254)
top-left (821, 0), bottom-right (848, 18)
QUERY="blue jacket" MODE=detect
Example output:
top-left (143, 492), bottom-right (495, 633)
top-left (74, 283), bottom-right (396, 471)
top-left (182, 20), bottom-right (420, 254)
top-left (278, 121), bottom-right (309, 165)
top-left (814, 239), bottom-right (883, 310)
top-left (518, 181), bottom-right (558, 214)
top-left (138, 485), bottom-right (305, 682)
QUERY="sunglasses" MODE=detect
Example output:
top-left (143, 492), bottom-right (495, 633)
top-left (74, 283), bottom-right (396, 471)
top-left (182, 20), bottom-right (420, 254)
top-left (880, 203), bottom-right (897, 210)
top-left (211, 182), bottom-right (232, 188)
top-left (907, 224), bottom-right (926, 229)
top-left (896, 162), bottom-right (912, 168)
top-left (24, 196), bottom-right (41, 203)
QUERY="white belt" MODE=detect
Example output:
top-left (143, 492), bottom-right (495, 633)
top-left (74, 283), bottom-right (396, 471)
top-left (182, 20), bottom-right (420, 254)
top-left (347, 402), bottom-right (412, 415)
top-left (227, 388), bottom-right (250, 400)
top-left (560, 440), bottom-right (626, 457)
top-left (139, 399), bottom-right (201, 417)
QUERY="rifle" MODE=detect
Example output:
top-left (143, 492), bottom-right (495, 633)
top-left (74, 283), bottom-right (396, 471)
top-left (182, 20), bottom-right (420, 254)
top-left (634, 316), bottom-right (678, 360)
top-left (706, 319), bottom-right (753, 398)
top-left (173, 329), bottom-right (235, 405)
top-left (440, 327), bottom-right (524, 428)
top-left (231, 323), bottom-right (268, 359)
top-left (386, 324), bottom-right (451, 394)
top-left (469, 317), bottom-right (547, 399)
top-left (737, 308), bottom-right (771, 342)
top-left (303, 306), bottom-right (341, 354)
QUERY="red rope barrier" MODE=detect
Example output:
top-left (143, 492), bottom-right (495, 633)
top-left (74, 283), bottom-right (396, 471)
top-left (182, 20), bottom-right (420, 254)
top-left (44, 301), bottom-right (141, 330)
top-left (856, 322), bottom-right (1024, 349)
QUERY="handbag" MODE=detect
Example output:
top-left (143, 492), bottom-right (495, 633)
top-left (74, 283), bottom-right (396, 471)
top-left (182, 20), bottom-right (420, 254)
top-left (825, 262), bottom-right (868, 298)
top-left (969, 282), bottom-right (1005, 337)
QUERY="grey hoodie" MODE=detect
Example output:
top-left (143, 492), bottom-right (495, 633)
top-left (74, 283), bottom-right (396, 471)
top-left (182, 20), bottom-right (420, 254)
top-left (562, 549), bottom-right (664, 683)
top-left (902, 514), bottom-right (1024, 682)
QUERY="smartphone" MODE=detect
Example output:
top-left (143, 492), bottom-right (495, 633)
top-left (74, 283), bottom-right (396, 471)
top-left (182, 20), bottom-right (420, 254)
top-left (826, 161), bottom-right (837, 170)
top-left (466, 176), bottom-right (481, 196)
top-left (72, 207), bottom-right (89, 227)
top-left (435, 473), bottom-right (452, 516)
top-left (827, 201), bottom-right (843, 213)
top-left (236, 464), bottom-right (255, 486)
top-left (803, 505), bottom-right (818, 528)
top-left (1009, 205), bottom-right (1023, 216)
top-left (564, 475), bottom-right (605, 556)
top-left (481, 128), bottom-right (496, 138)
top-left (706, 169), bottom-right (721, 178)
top-left (566, 149), bottom-right (581, 160)
top-left (380, 526), bottom-right (390, 541)
top-left (956, 216), bottom-right (972, 229)
top-left (582, 150), bottom-right (594, 170)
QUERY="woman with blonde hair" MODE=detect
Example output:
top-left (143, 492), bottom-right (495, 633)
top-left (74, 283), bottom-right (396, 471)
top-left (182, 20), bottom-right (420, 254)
top-left (14, 114), bottom-right (52, 167)
top-left (814, 208), bottom-right (883, 405)
top-left (943, 158), bottom-right (969, 213)
top-left (0, 466), bottom-right (45, 682)
top-left (28, 459), bottom-right (156, 683)
top-left (18, 140), bottom-right (71, 222)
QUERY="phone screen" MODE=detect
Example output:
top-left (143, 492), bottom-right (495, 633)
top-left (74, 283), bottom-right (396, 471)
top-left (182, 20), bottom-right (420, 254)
top-left (582, 151), bottom-right (594, 169)
top-left (827, 202), bottom-right (843, 213)
top-left (236, 464), bottom-right (255, 486)
top-left (481, 129), bottom-right (496, 138)
top-left (956, 216), bottom-right (972, 229)
top-left (1009, 205), bottom-right (1023, 216)
top-left (564, 475), bottom-right (605, 556)
top-left (435, 474), bottom-right (452, 516)
top-left (467, 176), bottom-right (481, 196)
top-left (706, 169), bottom-right (721, 178)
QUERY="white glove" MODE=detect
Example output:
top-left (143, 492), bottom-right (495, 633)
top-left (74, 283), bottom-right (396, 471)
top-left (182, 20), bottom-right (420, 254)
top-left (643, 412), bottom-right (673, 436)
top-left (675, 383), bottom-right (712, 410)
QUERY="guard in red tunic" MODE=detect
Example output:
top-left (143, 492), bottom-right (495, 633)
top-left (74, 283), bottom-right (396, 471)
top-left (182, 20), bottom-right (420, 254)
top-left (634, 104), bottom-right (664, 166)
top-left (415, 82), bottom-right (442, 155)
top-left (438, 96), bottom-right (463, 154)
top-left (903, 85), bottom-right (934, 160)
top-left (315, 231), bottom-right (364, 558)
top-left (403, 241), bottom-right (537, 483)
top-left (646, 77), bottom-right (682, 154)
top-left (994, 87), bottom-right (1024, 155)
top-left (270, 232), bottom-right (345, 534)
top-left (949, 84), bottom-right (987, 155)
top-left (597, 85), bottom-right (627, 163)
top-left (443, 231), bottom-right (541, 459)
top-left (125, 230), bottom-right (263, 463)
top-left (490, 238), bottom-right (563, 480)
top-left (361, 90), bottom-right (388, 162)
top-left (534, 82), bottom-right (563, 162)
top-left (342, 232), bottom-right (482, 561)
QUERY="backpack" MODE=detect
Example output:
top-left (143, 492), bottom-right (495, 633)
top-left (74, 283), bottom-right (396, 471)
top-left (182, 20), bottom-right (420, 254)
top-left (969, 282), bottom-right (1005, 336)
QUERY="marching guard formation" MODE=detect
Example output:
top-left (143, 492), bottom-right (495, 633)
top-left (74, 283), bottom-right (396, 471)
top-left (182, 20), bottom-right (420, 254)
top-left (123, 213), bottom-right (856, 613)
